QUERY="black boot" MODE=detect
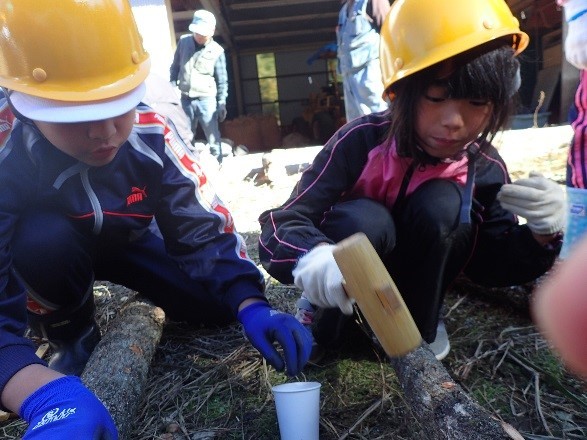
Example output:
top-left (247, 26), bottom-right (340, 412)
top-left (27, 288), bottom-right (101, 376)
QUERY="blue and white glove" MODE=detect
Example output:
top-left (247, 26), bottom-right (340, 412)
top-left (293, 244), bottom-right (354, 315)
top-left (497, 171), bottom-right (566, 235)
top-left (238, 302), bottom-right (312, 376)
top-left (561, 0), bottom-right (587, 69)
top-left (21, 376), bottom-right (117, 440)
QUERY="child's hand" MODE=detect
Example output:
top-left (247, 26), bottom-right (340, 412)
top-left (292, 244), bottom-right (354, 315)
top-left (496, 172), bottom-right (565, 235)
top-left (21, 376), bottom-right (117, 439)
top-left (238, 302), bottom-right (312, 376)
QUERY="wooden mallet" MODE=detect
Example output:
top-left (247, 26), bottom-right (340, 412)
top-left (332, 232), bottom-right (422, 357)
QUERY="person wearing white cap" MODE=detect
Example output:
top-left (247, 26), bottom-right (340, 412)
top-left (557, 0), bottom-right (587, 256)
top-left (558, 0), bottom-right (587, 192)
top-left (0, 1), bottom-right (312, 438)
top-left (170, 9), bottom-right (229, 164)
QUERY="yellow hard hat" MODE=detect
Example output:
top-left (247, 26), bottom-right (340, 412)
top-left (0, 0), bottom-right (150, 103)
top-left (380, 0), bottom-right (529, 92)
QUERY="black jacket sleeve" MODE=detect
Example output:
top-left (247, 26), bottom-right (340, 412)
top-left (464, 147), bottom-right (560, 286)
top-left (258, 115), bottom-right (387, 283)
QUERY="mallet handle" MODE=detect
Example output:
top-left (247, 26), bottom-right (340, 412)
top-left (333, 233), bottom-right (422, 357)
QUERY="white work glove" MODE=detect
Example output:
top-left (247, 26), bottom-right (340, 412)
top-left (562, 0), bottom-right (587, 69)
top-left (497, 171), bottom-right (566, 235)
top-left (292, 244), bottom-right (354, 315)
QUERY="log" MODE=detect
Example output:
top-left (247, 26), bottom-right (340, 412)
top-left (333, 233), bottom-right (523, 439)
top-left (389, 345), bottom-right (523, 439)
top-left (81, 297), bottom-right (165, 440)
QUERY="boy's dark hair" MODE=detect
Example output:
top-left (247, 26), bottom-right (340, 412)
top-left (386, 42), bottom-right (520, 164)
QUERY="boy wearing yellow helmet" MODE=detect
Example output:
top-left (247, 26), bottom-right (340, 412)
top-left (259, 0), bottom-right (564, 363)
top-left (0, 1), bottom-right (311, 438)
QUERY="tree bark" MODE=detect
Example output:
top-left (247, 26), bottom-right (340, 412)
top-left (81, 298), bottom-right (165, 440)
top-left (389, 344), bottom-right (523, 440)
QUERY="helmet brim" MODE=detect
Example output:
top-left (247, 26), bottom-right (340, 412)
top-left (11, 82), bottom-right (146, 123)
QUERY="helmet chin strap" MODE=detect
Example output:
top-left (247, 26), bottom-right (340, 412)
top-left (459, 143), bottom-right (480, 224)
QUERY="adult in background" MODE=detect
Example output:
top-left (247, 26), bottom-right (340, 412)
top-left (557, 0), bottom-right (587, 257)
top-left (170, 9), bottom-right (228, 164)
top-left (559, 0), bottom-right (587, 193)
top-left (336, 0), bottom-right (390, 122)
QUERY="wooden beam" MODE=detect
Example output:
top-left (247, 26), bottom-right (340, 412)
top-left (234, 29), bottom-right (334, 42)
top-left (230, 0), bottom-right (329, 10)
top-left (229, 12), bottom-right (339, 28)
top-left (165, 0), bottom-right (178, 52)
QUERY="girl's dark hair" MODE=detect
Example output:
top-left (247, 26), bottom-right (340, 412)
top-left (386, 42), bottom-right (520, 163)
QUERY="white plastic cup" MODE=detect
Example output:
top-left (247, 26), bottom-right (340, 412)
top-left (560, 187), bottom-right (587, 259)
top-left (272, 381), bottom-right (321, 440)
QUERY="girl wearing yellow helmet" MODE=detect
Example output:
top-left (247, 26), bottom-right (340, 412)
top-left (259, 0), bottom-right (565, 363)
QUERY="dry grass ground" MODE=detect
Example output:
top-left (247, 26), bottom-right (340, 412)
top-left (2, 126), bottom-right (586, 439)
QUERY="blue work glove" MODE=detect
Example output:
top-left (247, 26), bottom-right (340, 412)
top-left (238, 302), bottom-right (313, 376)
top-left (21, 376), bottom-right (117, 440)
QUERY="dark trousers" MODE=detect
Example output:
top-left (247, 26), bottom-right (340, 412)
top-left (316, 179), bottom-right (474, 343)
top-left (181, 95), bottom-right (222, 164)
top-left (11, 211), bottom-right (233, 327)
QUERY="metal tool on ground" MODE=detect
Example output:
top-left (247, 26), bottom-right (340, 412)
top-left (332, 232), bottom-right (421, 357)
